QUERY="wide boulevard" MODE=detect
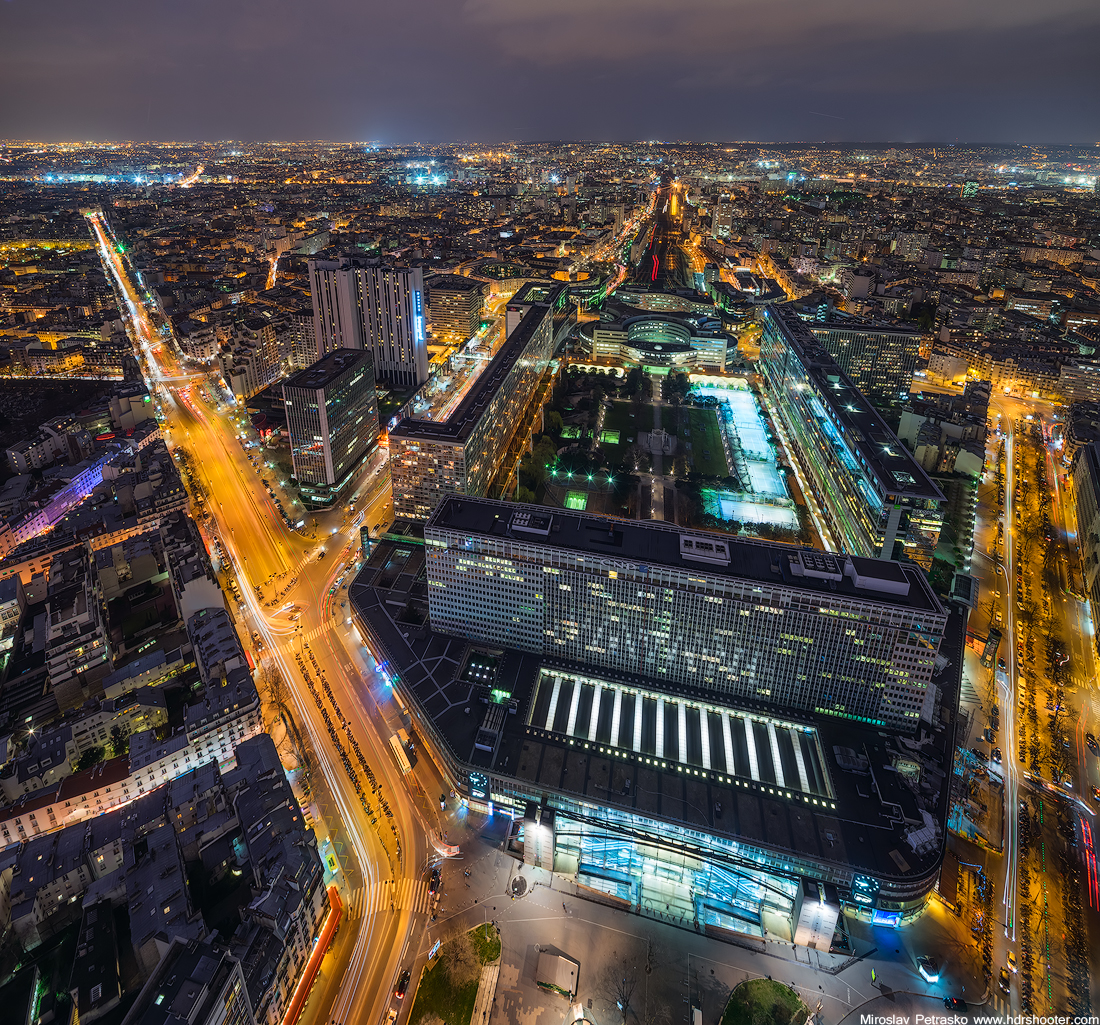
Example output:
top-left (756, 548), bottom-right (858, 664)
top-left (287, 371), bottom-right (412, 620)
top-left (87, 210), bottom-right (453, 1025)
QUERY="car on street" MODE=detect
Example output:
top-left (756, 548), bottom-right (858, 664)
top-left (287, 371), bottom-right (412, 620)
top-left (917, 955), bottom-right (940, 982)
top-left (992, 747), bottom-right (1002, 762)
top-left (429, 868), bottom-right (441, 895)
top-left (1008, 950), bottom-right (1017, 973)
top-left (943, 997), bottom-right (967, 1011)
top-left (395, 969), bottom-right (411, 999)
top-left (1088, 733), bottom-right (1099, 753)
top-left (1092, 786), bottom-right (1100, 802)
top-left (999, 968), bottom-right (1010, 992)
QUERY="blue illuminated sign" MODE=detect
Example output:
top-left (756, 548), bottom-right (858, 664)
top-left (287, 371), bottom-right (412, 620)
top-left (469, 772), bottom-right (490, 801)
top-left (413, 290), bottom-right (424, 343)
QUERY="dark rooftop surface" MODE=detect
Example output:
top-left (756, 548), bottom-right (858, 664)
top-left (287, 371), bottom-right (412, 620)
top-left (350, 530), bottom-right (964, 892)
top-left (124, 936), bottom-right (237, 1025)
top-left (767, 305), bottom-right (944, 503)
top-left (427, 274), bottom-right (486, 294)
top-left (281, 347), bottom-right (372, 393)
top-left (427, 495), bottom-right (945, 615)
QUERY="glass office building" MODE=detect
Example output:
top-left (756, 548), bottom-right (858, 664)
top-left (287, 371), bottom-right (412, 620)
top-left (283, 348), bottom-right (378, 508)
top-left (351, 517), bottom-right (965, 933)
top-left (806, 321), bottom-right (922, 405)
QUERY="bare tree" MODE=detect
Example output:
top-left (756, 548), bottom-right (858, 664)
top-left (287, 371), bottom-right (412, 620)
top-left (640, 1005), bottom-right (672, 1025)
top-left (442, 932), bottom-right (481, 987)
top-left (257, 659), bottom-right (287, 715)
top-left (642, 935), bottom-right (664, 976)
top-left (602, 959), bottom-right (638, 1017)
top-left (638, 937), bottom-right (670, 1025)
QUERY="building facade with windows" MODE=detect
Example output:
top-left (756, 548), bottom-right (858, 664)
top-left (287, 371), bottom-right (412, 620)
top-left (759, 304), bottom-right (944, 566)
top-left (351, 507), bottom-right (966, 935)
top-left (427, 274), bottom-right (486, 343)
top-left (388, 283), bottom-right (570, 520)
top-left (1072, 441), bottom-right (1100, 646)
top-left (308, 256), bottom-right (428, 388)
top-left (805, 320), bottom-right (922, 404)
top-left (282, 349), bottom-right (379, 508)
top-left (425, 498), bottom-right (946, 729)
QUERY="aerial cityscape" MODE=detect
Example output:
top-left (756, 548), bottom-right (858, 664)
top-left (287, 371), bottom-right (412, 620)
top-left (1, 6), bottom-right (1100, 1025)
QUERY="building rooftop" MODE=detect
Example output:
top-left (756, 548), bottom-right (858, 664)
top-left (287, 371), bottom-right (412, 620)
top-left (428, 495), bottom-right (943, 614)
top-left (68, 900), bottom-right (121, 1021)
top-left (766, 305), bottom-right (944, 502)
top-left (122, 937), bottom-right (239, 1025)
top-left (427, 274), bottom-right (485, 294)
top-left (281, 347), bottom-right (372, 393)
top-left (390, 299), bottom-right (550, 445)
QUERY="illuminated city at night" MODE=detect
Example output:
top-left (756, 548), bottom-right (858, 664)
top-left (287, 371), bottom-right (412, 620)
top-left (0, 4), bottom-right (1098, 1025)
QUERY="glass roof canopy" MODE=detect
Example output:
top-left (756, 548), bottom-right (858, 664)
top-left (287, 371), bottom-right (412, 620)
top-left (528, 666), bottom-right (835, 803)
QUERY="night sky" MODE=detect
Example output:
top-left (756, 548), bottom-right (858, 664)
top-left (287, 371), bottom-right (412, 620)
top-left (1, 0), bottom-right (1098, 143)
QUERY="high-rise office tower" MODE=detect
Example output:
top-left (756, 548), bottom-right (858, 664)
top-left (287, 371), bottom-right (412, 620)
top-left (308, 256), bottom-right (429, 388)
top-left (711, 194), bottom-right (734, 238)
top-left (427, 274), bottom-right (486, 343)
top-left (282, 349), bottom-right (379, 508)
top-left (806, 320), bottom-right (922, 404)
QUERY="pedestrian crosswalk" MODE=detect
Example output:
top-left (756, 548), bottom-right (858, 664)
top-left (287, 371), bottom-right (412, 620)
top-left (959, 673), bottom-right (983, 707)
top-left (344, 878), bottom-right (433, 919)
top-left (298, 625), bottom-right (328, 646)
top-left (984, 991), bottom-right (1015, 1016)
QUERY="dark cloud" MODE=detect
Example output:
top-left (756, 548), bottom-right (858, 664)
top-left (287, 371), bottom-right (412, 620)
top-left (0, 0), bottom-right (1097, 141)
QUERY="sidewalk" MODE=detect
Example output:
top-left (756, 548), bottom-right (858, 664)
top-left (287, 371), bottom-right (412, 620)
top-left (471, 960), bottom-right (501, 1025)
top-left (426, 817), bottom-right (987, 1025)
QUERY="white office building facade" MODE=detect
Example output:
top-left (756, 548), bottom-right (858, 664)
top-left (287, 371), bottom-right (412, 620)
top-left (309, 256), bottom-right (429, 388)
top-left (425, 499), bottom-right (946, 729)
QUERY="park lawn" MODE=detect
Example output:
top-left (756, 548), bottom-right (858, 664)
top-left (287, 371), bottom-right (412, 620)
top-left (603, 400), bottom-right (644, 441)
top-left (684, 407), bottom-right (728, 476)
top-left (662, 405), bottom-right (729, 477)
top-left (407, 957), bottom-right (479, 1025)
top-left (470, 922), bottom-right (501, 962)
top-left (720, 978), bottom-right (807, 1025)
top-left (596, 400), bottom-right (645, 467)
top-left (406, 925), bottom-right (501, 1025)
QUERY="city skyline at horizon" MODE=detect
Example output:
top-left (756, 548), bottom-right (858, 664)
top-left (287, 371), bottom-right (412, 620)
top-left (2, 0), bottom-right (1098, 144)
top-left (4, 137), bottom-right (1100, 146)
